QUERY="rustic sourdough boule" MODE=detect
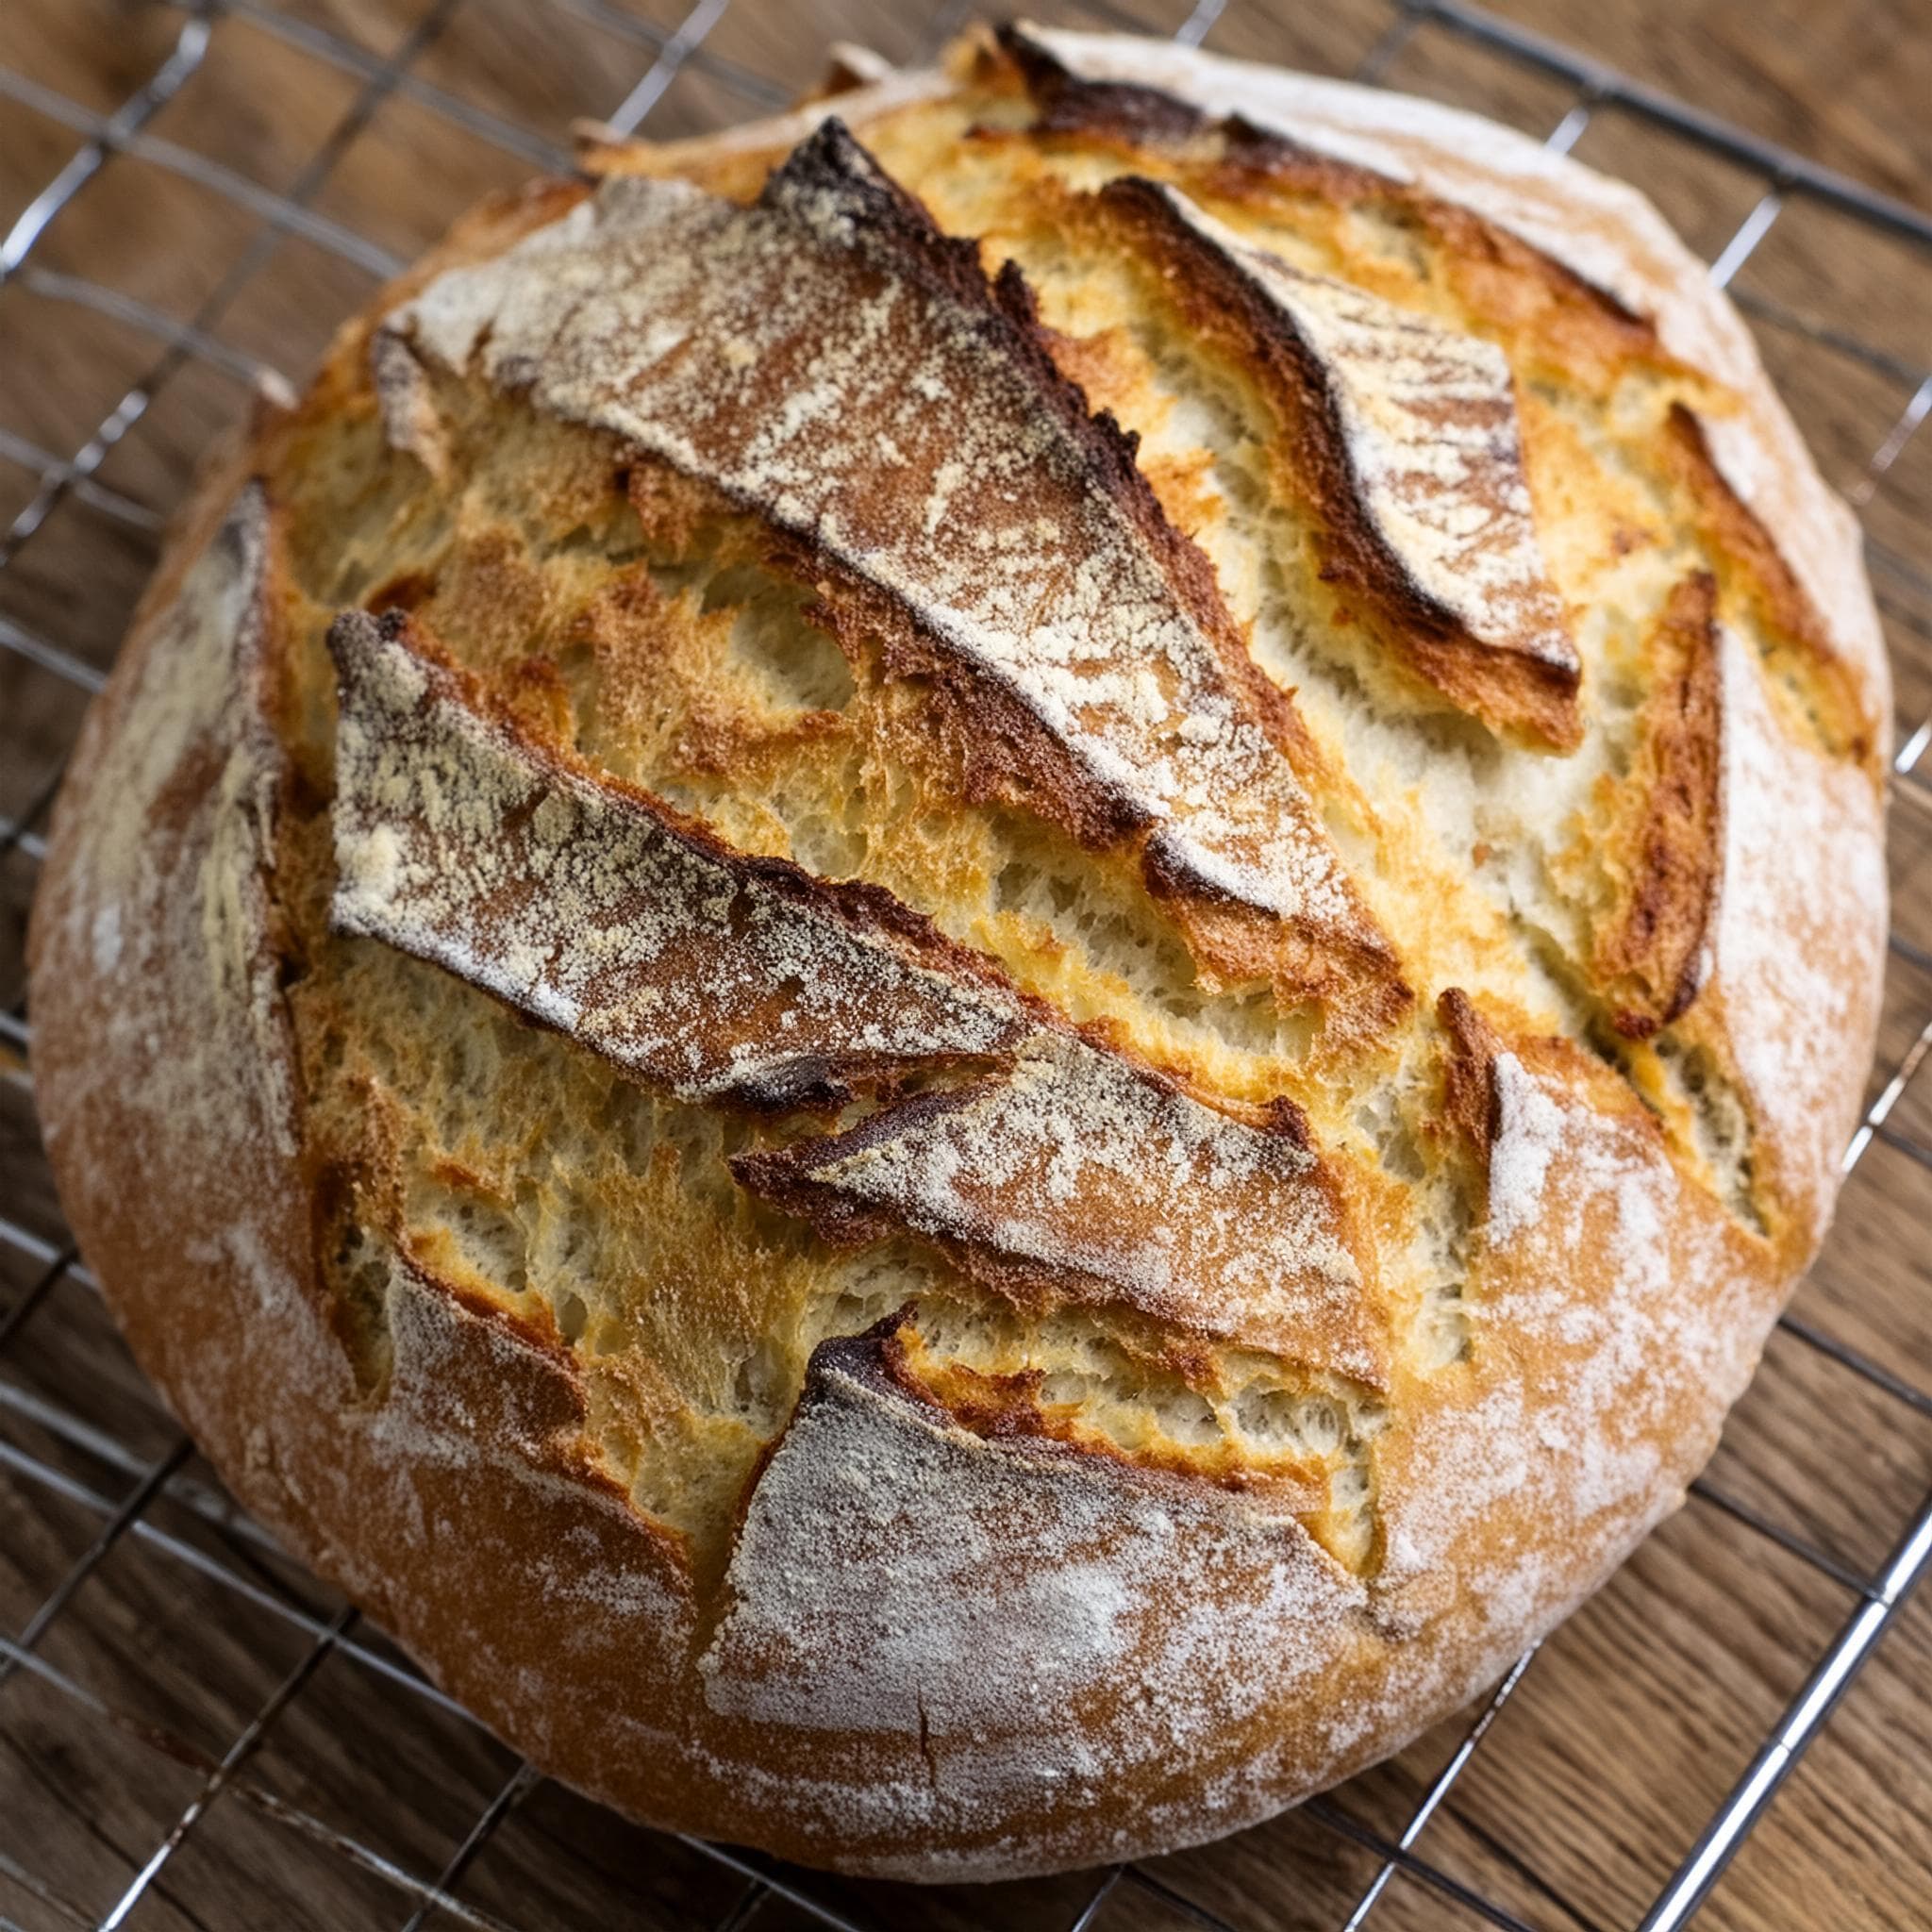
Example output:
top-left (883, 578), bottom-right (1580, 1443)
top-left (27, 22), bottom-right (1890, 1878)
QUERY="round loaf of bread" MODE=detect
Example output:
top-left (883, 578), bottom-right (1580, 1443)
top-left (29, 24), bottom-right (1890, 1880)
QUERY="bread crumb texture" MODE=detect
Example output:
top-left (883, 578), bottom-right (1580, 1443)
top-left (26, 25), bottom-right (1888, 1879)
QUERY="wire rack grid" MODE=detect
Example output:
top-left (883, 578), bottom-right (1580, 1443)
top-left (0, 1), bottom-right (1930, 1928)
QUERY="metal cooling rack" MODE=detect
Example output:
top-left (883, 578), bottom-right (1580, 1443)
top-left (2, 2), bottom-right (1930, 1927)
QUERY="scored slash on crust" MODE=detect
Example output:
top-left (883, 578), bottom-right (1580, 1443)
top-left (326, 605), bottom-right (1034, 1114)
top-left (377, 114), bottom-right (1407, 1035)
top-left (326, 607), bottom-right (1385, 1376)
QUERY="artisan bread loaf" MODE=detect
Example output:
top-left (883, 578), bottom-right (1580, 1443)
top-left (28, 24), bottom-right (1889, 1879)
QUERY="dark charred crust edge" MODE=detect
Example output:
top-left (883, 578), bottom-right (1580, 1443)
top-left (1091, 174), bottom-right (1583, 752)
top-left (771, 130), bottom-right (1233, 620)
top-left (996, 24), bottom-right (1317, 179)
top-left (1435, 988), bottom-right (1504, 1161)
top-left (779, 1319), bottom-right (1326, 1515)
top-left (1592, 571), bottom-right (1723, 1040)
top-left (1662, 404), bottom-right (1876, 774)
top-left (765, 122), bottom-right (1332, 787)
top-left (998, 23), bottom-right (1222, 149)
top-left (763, 119), bottom-right (1002, 321)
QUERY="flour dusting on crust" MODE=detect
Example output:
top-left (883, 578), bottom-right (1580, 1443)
top-left (328, 609), bottom-right (1031, 1108)
top-left (1709, 623), bottom-right (1887, 1227)
top-left (1485, 1052), bottom-right (1563, 1245)
top-left (1374, 1037), bottom-right (1771, 1638)
top-left (702, 1336), bottom-right (1364, 1816)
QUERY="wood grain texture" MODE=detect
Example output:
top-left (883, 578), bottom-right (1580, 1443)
top-left (1, 2), bottom-right (1929, 1928)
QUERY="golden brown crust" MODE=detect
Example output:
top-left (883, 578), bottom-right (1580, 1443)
top-left (994, 25), bottom-right (1669, 390)
top-left (27, 28), bottom-right (1886, 1887)
top-left (1433, 985), bottom-right (1503, 1156)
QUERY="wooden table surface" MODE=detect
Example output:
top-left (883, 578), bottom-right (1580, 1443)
top-left (1, 4), bottom-right (1930, 1930)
